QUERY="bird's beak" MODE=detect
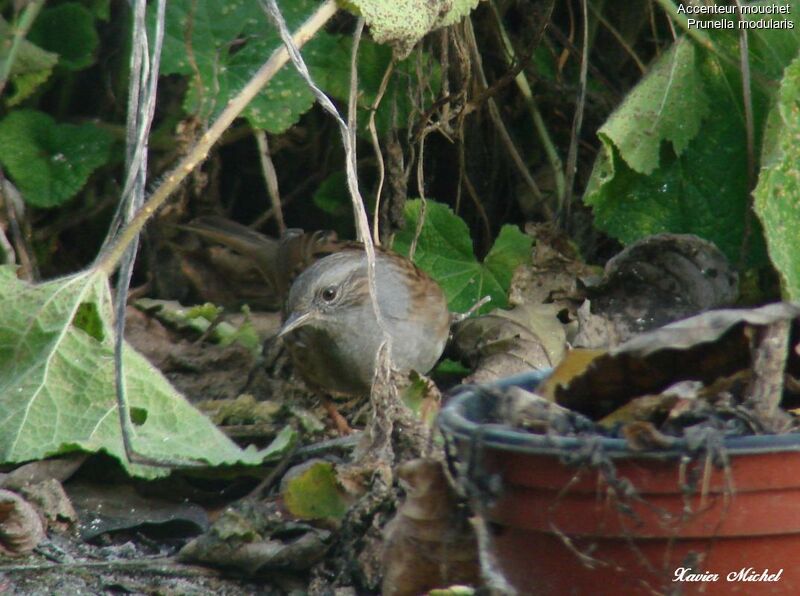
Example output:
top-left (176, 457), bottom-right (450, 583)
top-left (278, 311), bottom-right (315, 337)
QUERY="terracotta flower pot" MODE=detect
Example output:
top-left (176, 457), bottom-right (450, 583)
top-left (439, 371), bottom-right (800, 595)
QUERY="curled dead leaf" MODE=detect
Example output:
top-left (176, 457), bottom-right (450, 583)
top-left (0, 489), bottom-right (45, 556)
top-left (452, 303), bottom-right (566, 383)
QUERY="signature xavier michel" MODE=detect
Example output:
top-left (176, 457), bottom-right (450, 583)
top-left (674, 567), bottom-right (783, 583)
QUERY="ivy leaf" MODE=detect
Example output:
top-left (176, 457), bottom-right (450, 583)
top-left (0, 110), bottom-right (113, 208)
top-left (28, 3), bottom-right (99, 71)
top-left (0, 267), bottom-right (263, 478)
top-left (392, 200), bottom-right (532, 314)
top-left (754, 52), bottom-right (800, 300)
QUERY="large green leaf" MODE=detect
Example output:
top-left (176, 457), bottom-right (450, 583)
top-left (0, 110), bottom-right (113, 208)
top-left (392, 200), bottom-right (532, 314)
top-left (584, 8), bottom-right (800, 267)
top-left (754, 52), bottom-right (800, 300)
top-left (598, 38), bottom-right (709, 175)
top-left (0, 267), bottom-right (263, 478)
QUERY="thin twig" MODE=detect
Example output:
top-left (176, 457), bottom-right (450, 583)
top-left (410, 131), bottom-right (429, 261)
top-left (587, 2), bottom-right (646, 74)
top-left (244, 441), bottom-right (299, 501)
top-left (111, 0), bottom-right (181, 469)
top-left (254, 130), bottom-right (286, 234)
top-left (560, 0), bottom-right (589, 228)
top-left (369, 60), bottom-right (396, 244)
top-left (489, 0), bottom-right (564, 208)
top-left (734, 0), bottom-right (755, 269)
top-left (463, 18), bottom-right (549, 218)
top-left (0, 557), bottom-right (223, 577)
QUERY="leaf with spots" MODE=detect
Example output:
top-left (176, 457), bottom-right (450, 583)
top-left (0, 267), bottom-right (263, 478)
top-left (392, 200), bottom-right (532, 315)
top-left (342, 0), bottom-right (479, 57)
top-left (597, 38), bottom-right (709, 176)
top-left (0, 110), bottom-right (113, 208)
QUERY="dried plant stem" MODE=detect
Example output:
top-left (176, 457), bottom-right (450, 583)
top-left (560, 0), bottom-right (589, 227)
top-left (255, 130), bottom-right (286, 234)
top-left (746, 320), bottom-right (791, 420)
top-left (369, 60), bottom-right (396, 244)
top-left (734, 0), bottom-right (755, 269)
top-left (463, 18), bottom-right (548, 217)
top-left (489, 0), bottom-right (565, 207)
top-left (588, 3), bottom-right (646, 73)
top-left (94, 0), bottom-right (338, 278)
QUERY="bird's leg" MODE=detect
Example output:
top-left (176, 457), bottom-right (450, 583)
top-left (323, 397), bottom-right (354, 435)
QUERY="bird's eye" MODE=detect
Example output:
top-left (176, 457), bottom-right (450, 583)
top-left (321, 286), bottom-right (337, 302)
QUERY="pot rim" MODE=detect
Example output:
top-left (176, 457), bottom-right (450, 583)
top-left (438, 370), bottom-right (800, 459)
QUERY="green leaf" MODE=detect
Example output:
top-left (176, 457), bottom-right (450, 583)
top-left (28, 3), bottom-right (99, 71)
top-left (0, 267), bottom-right (263, 478)
top-left (282, 461), bottom-right (350, 520)
top-left (341, 0), bottom-right (479, 57)
top-left (392, 200), bottom-right (532, 314)
top-left (598, 37), bottom-right (709, 175)
top-left (0, 110), bottom-right (114, 208)
top-left (583, 31), bottom-right (786, 266)
top-left (0, 16), bottom-right (59, 105)
top-left (156, 0), bottom-right (329, 133)
top-left (754, 52), bottom-right (800, 300)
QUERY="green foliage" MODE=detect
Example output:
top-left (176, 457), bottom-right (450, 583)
top-left (584, 9), bottom-right (799, 267)
top-left (282, 461), bottom-right (350, 520)
top-left (392, 200), bottom-right (532, 314)
top-left (597, 38), bottom-right (709, 176)
top-left (0, 267), bottom-right (263, 478)
top-left (156, 0), bottom-right (326, 133)
top-left (0, 16), bottom-right (58, 106)
top-left (156, 1), bottom-right (439, 136)
top-left (754, 53), bottom-right (800, 300)
top-left (0, 110), bottom-right (114, 208)
top-left (28, 3), bottom-right (99, 71)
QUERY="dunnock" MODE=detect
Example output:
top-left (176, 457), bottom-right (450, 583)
top-left (279, 246), bottom-right (450, 395)
top-left (183, 217), bottom-right (451, 395)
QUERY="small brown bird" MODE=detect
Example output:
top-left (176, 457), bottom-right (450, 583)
top-left (182, 217), bottom-right (451, 397)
